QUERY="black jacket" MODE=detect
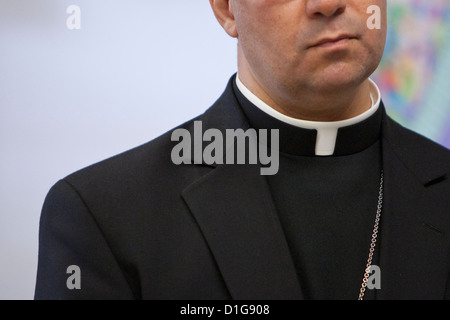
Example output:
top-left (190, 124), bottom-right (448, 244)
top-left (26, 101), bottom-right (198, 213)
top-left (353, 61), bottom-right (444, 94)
top-left (35, 76), bottom-right (450, 300)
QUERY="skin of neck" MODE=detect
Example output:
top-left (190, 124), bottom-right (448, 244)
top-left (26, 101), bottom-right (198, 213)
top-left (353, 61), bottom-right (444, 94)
top-left (237, 45), bottom-right (373, 122)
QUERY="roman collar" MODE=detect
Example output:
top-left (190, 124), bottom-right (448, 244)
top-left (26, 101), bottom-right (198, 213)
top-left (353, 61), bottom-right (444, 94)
top-left (234, 75), bottom-right (383, 157)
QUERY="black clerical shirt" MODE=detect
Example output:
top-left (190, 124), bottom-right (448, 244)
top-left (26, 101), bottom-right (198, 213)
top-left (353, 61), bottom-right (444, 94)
top-left (233, 80), bottom-right (383, 300)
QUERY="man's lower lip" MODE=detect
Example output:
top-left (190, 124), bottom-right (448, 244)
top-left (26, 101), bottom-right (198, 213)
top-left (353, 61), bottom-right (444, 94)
top-left (314, 38), bottom-right (353, 49)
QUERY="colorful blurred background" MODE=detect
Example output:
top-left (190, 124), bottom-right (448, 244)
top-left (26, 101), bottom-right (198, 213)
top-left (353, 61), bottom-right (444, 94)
top-left (373, 0), bottom-right (450, 148)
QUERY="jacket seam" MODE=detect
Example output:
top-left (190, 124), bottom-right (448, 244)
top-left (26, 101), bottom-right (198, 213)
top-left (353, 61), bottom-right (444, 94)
top-left (60, 178), bottom-right (139, 299)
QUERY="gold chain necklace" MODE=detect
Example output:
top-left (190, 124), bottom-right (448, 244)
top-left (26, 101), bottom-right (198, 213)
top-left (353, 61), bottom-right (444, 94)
top-left (358, 170), bottom-right (384, 300)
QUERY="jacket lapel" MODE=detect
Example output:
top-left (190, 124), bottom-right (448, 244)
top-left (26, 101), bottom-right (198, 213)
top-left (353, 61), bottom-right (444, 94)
top-left (179, 76), bottom-right (302, 299)
top-left (378, 114), bottom-right (450, 299)
top-left (181, 162), bottom-right (303, 300)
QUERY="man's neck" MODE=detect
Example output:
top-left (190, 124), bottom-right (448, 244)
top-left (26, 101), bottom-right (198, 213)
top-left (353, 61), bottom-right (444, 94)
top-left (237, 52), bottom-right (374, 122)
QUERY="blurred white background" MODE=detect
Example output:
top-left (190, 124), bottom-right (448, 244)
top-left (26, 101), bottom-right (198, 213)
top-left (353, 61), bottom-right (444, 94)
top-left (0, 0), bottom-right (237, 299)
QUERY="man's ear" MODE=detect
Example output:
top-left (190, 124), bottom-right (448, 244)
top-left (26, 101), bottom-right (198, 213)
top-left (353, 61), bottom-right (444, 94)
top-left (209, 0), bottom-right (238, 38)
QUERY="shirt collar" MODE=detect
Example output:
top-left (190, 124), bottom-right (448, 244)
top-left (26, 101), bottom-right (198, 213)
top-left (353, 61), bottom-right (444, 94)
top-left (234, 74), bottom-right (382, 157)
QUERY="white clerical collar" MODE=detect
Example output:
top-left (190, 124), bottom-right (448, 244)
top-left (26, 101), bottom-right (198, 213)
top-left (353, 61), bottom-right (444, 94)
top-left (235, 75), bottom-right (381, 156)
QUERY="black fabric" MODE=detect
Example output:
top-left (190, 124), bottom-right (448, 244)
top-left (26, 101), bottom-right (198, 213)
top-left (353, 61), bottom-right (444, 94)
top-left (34, 75), bottom-right (450, 300)
top-left (233, 79), bottom-right (383, 299)
top-left (267, 146), bottom-right (382, 300)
